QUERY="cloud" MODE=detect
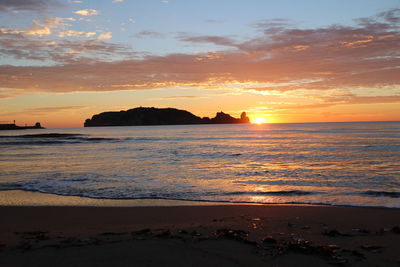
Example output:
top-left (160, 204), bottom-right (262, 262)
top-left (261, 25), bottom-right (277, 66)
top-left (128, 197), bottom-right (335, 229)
top-left (161, 95), bottom-right (202, 99)
top-left (98, 32), bottom-right (112, 40)
top-left (0, 15), bottom-right (116, 63)
top-left (0, 0), bottom-right (63, 13)
top-left (204, 19), bottom-right (224, 24)
top-left (134, 30), bottom-right (164, 38)
top-left (112, 0), bottom-right (124, 2)
top-left (58, 30), bottom-right (96, 37)
top-left (177, 34), bottom-right (237, 47)
top-left (27, 106), bottom-right (86, 114)
top-left (377, 8), bottom-right (400, 24)
top-left (0, 9), bottom-right (399, 105)
top-left (0, 30), bottom-right (133, 64)
top-left (0, 17), bottom-right (76, 36)
top-left (268, 94), bottom-right (400, 111)
top-left (251, 18), bottom-right (293, 33)
top-left (0, 106), bottom-right (87, 116)
top-left (74, 9), bottom-right (99, 16)
top-left (0, 88), bottom-right (25, 99)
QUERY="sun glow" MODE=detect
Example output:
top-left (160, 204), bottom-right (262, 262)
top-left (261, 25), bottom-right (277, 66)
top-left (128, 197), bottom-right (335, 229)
top-left (253, 117), bottom-right (267, 124)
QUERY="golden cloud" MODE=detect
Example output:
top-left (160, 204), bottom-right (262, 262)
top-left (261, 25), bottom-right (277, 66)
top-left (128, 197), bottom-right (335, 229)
top-left (74, 9), bottom-right (99, 16)
top-left (98, 32), bottom-right (112, 40)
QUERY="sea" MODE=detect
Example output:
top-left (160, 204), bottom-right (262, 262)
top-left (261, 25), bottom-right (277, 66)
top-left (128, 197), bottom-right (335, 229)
top-left (0, 122), bottom-right (399, 208)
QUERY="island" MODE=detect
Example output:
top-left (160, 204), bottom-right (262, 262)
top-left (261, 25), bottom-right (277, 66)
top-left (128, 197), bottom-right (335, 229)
top-left (0, 122), bottom-right (44, 130)
top-left (84, 107), bottom-right (250, 127)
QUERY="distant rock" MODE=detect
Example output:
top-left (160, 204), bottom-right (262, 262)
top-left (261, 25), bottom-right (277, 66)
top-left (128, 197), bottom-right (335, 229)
top-left (208, 111), bottom-right (250, 124)
top-left (84, 107), bottom-right (250, 127)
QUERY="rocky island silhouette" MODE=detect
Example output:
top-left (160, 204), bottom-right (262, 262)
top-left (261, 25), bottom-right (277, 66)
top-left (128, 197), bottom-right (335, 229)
top-left (84, 107), bottom-right (250, 127)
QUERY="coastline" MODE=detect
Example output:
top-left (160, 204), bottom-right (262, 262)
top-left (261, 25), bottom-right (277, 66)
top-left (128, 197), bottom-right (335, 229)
top-left (0, 189), bottom-right (398, 209)
top-left (1, 190), bottom-right (399, 266)
top-left (0, 190), bottom-right (228, 207)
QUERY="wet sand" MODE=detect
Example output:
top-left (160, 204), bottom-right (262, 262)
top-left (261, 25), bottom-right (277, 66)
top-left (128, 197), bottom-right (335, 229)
top-left (1, 200), bottom-right (400, 266)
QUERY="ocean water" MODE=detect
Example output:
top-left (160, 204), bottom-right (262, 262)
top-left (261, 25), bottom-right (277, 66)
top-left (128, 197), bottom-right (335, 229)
top-left (0, 122), bottom-right (399, 208)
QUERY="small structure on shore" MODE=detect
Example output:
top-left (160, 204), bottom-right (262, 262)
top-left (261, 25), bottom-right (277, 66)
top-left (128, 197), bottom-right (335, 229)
top-left (0, 121), bottom-right (45, 130)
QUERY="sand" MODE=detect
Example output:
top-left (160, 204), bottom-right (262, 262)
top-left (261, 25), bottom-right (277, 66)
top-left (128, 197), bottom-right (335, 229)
top-left (0, 192), bottom-right (400, 266)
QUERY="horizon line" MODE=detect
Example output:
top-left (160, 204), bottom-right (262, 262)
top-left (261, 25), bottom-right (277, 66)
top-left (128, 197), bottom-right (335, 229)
top-left (38, 120), bottom-right (400, 129)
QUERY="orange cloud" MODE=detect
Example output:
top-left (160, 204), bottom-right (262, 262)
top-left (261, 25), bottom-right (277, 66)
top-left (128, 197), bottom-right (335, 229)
top-left (0, 9), bottom-right (399, 104)
top-left (0, 106), bottom-right (87, 116)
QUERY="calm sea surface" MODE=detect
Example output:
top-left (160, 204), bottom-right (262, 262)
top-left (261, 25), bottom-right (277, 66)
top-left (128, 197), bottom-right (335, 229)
top-left (0, 122), bottom-right (399, 207)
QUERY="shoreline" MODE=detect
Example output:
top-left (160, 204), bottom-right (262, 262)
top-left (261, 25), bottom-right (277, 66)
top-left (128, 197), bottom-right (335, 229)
top-left (0, 190), bottom-right (234, 207)
top-left (0, 190), bottom-right (398, 209)
top-left (1, 194), bottom-right (399, 266)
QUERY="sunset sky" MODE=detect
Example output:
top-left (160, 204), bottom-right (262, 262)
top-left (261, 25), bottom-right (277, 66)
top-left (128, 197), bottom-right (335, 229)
top-left (0, 0), bottom-right (399, 127)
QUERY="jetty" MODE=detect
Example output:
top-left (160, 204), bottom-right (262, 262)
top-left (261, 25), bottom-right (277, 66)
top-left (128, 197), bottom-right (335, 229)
top-left (0, 121), bottom-right (44, 130)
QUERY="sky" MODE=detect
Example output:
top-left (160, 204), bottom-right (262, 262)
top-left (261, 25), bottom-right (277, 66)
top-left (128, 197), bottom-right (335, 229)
top-left (0, 0), bottom-right (399, 127)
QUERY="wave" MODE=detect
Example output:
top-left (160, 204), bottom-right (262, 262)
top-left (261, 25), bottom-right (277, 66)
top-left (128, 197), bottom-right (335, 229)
top-left (0, 133), bottom-right (304, 146)
top-left (0, 181), bottom-right (319, 198)
top-left (224, 190), bottom-right (320, 196)
top-left (0, 183), bottom-right (22, 191)
top-left (4, 131), bottom-right (399, 148)
top-left (1, 186), bottom-right (397, 208)
top-left (20, 133), bottom-right (84, 138)
top-left (0, 133), bottom-right (85, 139)
top-left (0, 133), bottom-right (119, 145)
top-left (358, 190), bottom-right (400, 198)
top-left (0, 182), bottom-right (398, 208)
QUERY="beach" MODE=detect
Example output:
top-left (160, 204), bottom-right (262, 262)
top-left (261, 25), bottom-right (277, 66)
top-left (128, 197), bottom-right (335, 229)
top-left (1, 191), bottom-right (399, 266)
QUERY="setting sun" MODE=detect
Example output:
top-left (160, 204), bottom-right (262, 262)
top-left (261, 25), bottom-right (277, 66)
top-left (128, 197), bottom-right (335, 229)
top-left (253, 117), bottom-right (267, 124)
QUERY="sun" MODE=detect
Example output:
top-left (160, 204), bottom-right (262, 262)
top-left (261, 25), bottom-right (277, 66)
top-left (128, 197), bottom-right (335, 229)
top-left (253, 117), bottom-right (267, 124)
